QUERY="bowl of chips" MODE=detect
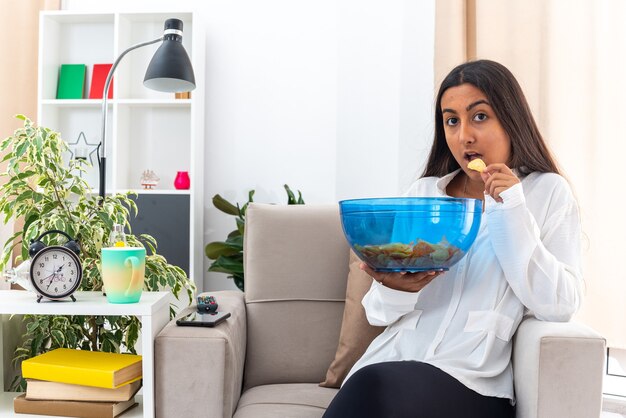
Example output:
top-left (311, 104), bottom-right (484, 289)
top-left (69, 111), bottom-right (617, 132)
top-left (339, 197), bottom-right (482, 272)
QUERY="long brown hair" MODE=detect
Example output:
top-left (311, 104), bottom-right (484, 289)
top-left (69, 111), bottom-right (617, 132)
top-left (422, 60), bottom-right (560, 177)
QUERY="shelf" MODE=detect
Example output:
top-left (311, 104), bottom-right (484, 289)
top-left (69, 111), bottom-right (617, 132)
top-left (41, 99), bottom-right (191, 107)
top-left (0, 392), bottom-right (144, 418)
top-left (41, 99), bottom-right (110, 107)
top-left (116, 99), bottom-right (192, 107)
top-left (89, 189), bottom-right (191, 196)
top-left (120, 189), bottom-right (192, 195)
top-left (0, 291), bottom-right (170, 316)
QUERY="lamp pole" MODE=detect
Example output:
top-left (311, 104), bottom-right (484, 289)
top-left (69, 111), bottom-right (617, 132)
top-left (98, 37), bottom-right (163, 203)
top-left (97, 18), bottom-right (195, 203)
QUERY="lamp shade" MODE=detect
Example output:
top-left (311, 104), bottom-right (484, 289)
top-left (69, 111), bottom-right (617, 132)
top-left (143, 18), bottom-right (196, 92)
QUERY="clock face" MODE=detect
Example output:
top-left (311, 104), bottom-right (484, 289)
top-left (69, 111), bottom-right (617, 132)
top-left (30, 246), bottom-right (82, 300)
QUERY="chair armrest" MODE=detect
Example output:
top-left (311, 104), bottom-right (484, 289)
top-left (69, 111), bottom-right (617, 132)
top-left (513, 317), bottom-right (605, 418)
top-left (155, 290), bottom-right (246, 418)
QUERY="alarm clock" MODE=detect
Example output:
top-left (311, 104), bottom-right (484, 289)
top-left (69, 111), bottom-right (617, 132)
top-left (28, 230), bottom-right (82, 303)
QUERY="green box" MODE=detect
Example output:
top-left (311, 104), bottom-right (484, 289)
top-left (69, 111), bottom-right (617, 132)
top-left (57, 64), bottom-right (86, 99)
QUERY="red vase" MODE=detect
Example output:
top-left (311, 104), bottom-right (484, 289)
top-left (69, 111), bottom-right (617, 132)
top-left (174, 171), bottom-right (190, 190)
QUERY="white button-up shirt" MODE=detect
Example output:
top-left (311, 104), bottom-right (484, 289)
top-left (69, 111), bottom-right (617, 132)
top-left (344, 169), bottom-right (583, 401)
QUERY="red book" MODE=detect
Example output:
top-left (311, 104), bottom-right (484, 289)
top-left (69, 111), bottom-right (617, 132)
top-left (89, 63), bottom-right (114, 99)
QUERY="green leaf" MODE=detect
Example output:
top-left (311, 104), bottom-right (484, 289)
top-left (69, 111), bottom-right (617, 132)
top-left (30, 333), bottom-right (43, 357)
top-left (212, 194), bottom-right (240, 216)
top-left (208, 255), bottom-right (244, 274)
top-left (284, 184), bottom-right (296, 204)
top-left (126, 320), bottom-right (140, 349)
top-left (1, 152), bottom-right (13, 163)
top-left (236, 218), bottom-right (245, 235)
top-left (241, 202), bottom-right (250, 217)
top-left (66, 329), bottom-right (77, 347)
top-left (233, 274), bottom-right (244, 292)
top-left (227, 229), bottom-right (241, 239)
top-left (15, 190), bottom-right (33, 203)
top-left (225, 234), bottom-right (243, 247)
top-left (1, 134), bottom-right (12, 150)
top-left (35, 133), bottom-right (43, 151)
top-left (54, 218), bottom-right (66, 232)
top-left (0, 230), bottom-right (23, 270)
top-left (39, 318), bottom-right (49, 330)
top-left (140, 234), bottom-right (157, 254)
top-left (204, 241), bottom-right (241, 259)
top-left (50, 329), bottom-right (65, 347)
top-left (26, 321), bottom-right (39, 334)
top-left (15, 141), bottom-right (29, 158)
top-left (102, 338), bottom-right (114, 353)
top-left (96, 211), bottom-right (114, 230)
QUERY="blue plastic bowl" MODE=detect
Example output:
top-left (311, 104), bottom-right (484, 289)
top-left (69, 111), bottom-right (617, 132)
top-left (339, 197), bottom-right (482, 272)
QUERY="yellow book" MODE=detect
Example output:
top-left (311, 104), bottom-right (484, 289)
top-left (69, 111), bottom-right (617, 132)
top-left (22, 348), bottom-right (142, 389)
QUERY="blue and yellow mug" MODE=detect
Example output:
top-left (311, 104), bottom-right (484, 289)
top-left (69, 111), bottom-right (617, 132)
top-left (101, 247), bottom-right (146, 303)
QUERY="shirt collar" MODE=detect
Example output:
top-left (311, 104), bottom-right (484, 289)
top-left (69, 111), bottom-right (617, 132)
top-left (435, 169), bottom-right (462, 196)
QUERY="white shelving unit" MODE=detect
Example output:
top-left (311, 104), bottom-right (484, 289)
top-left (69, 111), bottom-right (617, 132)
top-left (37, 10), bottom-right (205, 290)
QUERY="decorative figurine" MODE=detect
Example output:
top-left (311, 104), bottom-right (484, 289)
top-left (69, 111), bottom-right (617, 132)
top-left (140, 170), bottom-right (160, 190)
top-left (67, 131), bottom-right (99, 165)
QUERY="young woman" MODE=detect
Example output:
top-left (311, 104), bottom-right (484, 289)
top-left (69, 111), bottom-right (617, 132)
top-left (323, 60), bottom-right (582, 418)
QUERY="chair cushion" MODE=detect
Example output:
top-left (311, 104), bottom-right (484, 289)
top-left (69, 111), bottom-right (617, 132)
top-left (320, 250), bottom-right (385, 387)
top-left (233, 383), bottom-right (338, 418)
top-left (243, 204), bottom-right (350, 389)
top-left (244, 204), bottom-right (349, 302)
top-left (244, 300), bottom-right (344, 390)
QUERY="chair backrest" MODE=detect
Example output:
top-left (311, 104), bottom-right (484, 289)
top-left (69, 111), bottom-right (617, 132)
top-left (243, 203), bottom-right (349, 390)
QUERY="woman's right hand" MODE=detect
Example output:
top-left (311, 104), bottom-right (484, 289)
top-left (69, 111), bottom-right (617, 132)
top-left (360, 263), bottom-right (443, 293)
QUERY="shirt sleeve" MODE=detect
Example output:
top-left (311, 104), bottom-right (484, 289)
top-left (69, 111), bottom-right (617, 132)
top-left (484, 179), bottom-right (583, 321)
top-left (361, 280), bottom-right (421, 326)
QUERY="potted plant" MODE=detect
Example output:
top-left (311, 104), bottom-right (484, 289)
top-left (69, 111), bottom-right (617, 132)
top-left (0, 116), bottom-right (195, 390)
top-left (205, 185), bottom-right (304, 291)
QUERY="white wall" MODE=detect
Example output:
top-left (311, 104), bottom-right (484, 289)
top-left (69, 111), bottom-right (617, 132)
top-left (63, 0), bottom-right (436, 291)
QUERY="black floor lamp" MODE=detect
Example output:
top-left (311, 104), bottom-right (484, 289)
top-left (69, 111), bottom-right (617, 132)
top-left (98, 18), bottom-right (196, 202)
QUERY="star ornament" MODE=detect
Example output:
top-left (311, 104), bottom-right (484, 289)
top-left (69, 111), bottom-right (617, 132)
top-left (67, 131), bottom-right (100, 165)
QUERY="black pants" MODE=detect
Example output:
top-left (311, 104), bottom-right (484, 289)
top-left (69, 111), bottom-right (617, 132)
top-left (322, 361), bottom-right (515, 418)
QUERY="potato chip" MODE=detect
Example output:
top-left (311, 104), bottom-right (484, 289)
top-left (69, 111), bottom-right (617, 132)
top-left (467, 158), bottom-right (486, 173)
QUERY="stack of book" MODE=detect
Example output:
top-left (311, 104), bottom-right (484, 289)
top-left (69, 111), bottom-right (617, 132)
top-left (15, 348), bottom-right (142, 418)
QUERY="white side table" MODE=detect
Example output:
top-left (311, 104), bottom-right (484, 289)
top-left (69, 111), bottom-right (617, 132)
top-left (0, 290), bottom-right (171, 418)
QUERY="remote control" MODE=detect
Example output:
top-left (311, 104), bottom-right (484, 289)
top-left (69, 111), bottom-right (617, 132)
top-left (197, 295), bottom-right (218, 313)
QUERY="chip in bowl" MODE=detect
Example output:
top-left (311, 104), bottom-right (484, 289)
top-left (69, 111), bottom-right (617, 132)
top-left (339, 197), bottom-right (482, 272)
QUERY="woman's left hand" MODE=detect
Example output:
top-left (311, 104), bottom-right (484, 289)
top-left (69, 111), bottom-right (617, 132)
top-left (480, 163), bottom-right (520, 203)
